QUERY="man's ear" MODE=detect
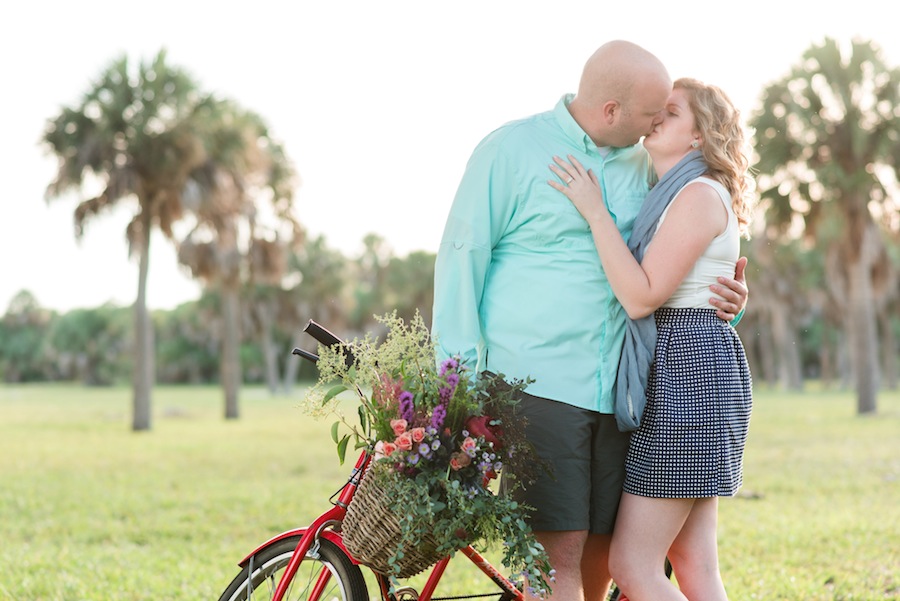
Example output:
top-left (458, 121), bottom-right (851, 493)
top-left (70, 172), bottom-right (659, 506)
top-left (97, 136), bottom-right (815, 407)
top-left (602, 101), bottom-right (620, 124)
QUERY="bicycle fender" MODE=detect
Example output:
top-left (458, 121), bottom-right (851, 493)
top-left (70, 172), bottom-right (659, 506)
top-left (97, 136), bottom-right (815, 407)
top-left (237, 528), bottom-right (360, 567)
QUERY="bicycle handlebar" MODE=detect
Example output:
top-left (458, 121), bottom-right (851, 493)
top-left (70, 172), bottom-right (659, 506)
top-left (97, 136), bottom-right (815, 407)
top-left (303, 320), bottom-right (345, 348)
top-left (291, 319), bottom-right (355, 367)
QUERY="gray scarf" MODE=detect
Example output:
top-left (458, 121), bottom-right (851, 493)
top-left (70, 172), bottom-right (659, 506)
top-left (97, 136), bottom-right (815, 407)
top-left (614, 150), bottom-right (707, 432)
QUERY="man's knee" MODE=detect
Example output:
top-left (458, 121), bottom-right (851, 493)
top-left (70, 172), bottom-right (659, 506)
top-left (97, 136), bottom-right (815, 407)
top-left (535, 530), bottom-right (589, 568)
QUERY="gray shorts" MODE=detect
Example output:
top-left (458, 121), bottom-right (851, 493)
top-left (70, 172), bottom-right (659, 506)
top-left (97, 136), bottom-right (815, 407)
top-left (507, 392), bottom-right (630, 534)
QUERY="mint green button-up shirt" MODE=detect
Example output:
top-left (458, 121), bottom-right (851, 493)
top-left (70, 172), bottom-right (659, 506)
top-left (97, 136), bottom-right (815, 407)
top-left (432, 94), bottom-right (653, 414)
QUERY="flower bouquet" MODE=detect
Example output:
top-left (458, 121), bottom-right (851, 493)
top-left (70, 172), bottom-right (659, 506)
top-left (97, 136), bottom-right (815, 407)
top-left (304, 311), bottom-right (553, 596)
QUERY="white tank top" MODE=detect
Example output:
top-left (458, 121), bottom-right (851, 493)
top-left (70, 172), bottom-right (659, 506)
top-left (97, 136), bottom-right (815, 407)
top-left (654, 176), bottom-right (739, 309)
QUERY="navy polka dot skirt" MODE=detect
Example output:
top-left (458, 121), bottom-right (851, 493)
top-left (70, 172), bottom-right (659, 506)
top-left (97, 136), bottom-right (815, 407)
top-left (624, 308), bottom-right (753, 498)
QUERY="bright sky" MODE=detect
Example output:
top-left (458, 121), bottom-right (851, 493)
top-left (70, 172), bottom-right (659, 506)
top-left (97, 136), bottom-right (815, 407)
top-left (3, 0), bottom-right (898, 312)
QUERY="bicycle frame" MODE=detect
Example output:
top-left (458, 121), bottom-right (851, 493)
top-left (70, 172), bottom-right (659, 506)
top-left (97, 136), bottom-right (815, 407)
top-left (235, 446), bottom-right (524, 601)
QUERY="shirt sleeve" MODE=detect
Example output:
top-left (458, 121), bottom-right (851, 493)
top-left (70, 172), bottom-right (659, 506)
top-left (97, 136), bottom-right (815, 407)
top-left (432, 129), bottom-right (517, 370)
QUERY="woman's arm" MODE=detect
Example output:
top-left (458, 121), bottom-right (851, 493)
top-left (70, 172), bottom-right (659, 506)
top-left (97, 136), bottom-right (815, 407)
top-left (549, 155), bottom-right (726, 319)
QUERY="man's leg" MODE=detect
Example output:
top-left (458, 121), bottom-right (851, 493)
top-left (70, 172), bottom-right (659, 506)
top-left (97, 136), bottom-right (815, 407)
top-left (583, 415), bottom-right (631, 599)
top-left (512, 394), bottom-right (596, 600)
top-left (526, 530), bottom-right (588, 601)
top-left (582, 533), bottom-right (613, 600)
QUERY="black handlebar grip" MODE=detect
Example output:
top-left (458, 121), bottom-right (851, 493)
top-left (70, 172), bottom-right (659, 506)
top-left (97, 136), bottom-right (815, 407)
top-left (303, 320), bottom-right (356, 367)
top-left (291, 348), bottom-right (319, 364)
top-left (303, 320), bottom-right (345, 348)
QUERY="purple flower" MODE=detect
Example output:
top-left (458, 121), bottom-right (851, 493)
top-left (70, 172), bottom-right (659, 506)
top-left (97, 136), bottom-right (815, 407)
top-left (399, 391), bottom-right (415, 423)
top-left (446, 373), bottom-right (460, 390)
top-left (439, 386), bottom-right (451, 403)
top-left (431, 403), bottom-right (447, 431)
top-left (439, 357), bottom-right (459, 376)
top-left (418, 443), bottom-right (431, 456)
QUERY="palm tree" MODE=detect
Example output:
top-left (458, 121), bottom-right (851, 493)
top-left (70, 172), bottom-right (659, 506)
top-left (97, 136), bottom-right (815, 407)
top-left (280, 234), bottom-right (349, 393)
top-left (43, 49), bottom-right (213, 430)
top-left (750, 37), bottom-right (900, 414)
top-left (177, 101), bottom-right (299, 419)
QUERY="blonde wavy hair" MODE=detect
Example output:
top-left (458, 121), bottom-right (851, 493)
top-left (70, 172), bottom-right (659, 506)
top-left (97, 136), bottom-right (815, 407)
top-left (676, 77), bottom-right (755, 237)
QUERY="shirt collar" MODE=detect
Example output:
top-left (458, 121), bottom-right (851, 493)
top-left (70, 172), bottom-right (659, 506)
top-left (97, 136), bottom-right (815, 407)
top-left (554, 94), bottom-right (595, 153)
top-left (553, 93), bottom-right (632, 158)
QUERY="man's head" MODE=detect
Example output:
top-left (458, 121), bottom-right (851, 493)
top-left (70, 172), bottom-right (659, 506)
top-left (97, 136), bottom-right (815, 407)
top-left (568, 40), bottom-right (672, 148)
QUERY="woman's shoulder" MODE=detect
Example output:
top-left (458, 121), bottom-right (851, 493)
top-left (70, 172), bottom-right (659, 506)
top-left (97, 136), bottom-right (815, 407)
top-left (674, 177), bottom-right (726, 203)
top-left (679, 177), bottom-right (732, 209)
top-left (661, 177), bottom-right (730, 234)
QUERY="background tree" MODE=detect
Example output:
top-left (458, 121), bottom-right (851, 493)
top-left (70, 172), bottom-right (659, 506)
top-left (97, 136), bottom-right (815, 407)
top-left (44, 304), bottom-right (131, 385)
top-left (43, 49), bottom-right (214, 430)
top-left (0, 291), bottom-right (54, 383)
top-left (750, 37), bottom-right (900, 414)
top-left (383, 250), bottom-right (436, 327)
top-left (155, 298), bottom-right (219, 383)
top-left (280, 234), bottom-right (350, 392)
top-left (177, 101), bottom-right (300, 419)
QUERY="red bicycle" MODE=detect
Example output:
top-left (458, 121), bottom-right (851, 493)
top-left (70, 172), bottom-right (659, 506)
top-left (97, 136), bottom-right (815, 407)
top-left (216, 320), bottom-right (654, 601)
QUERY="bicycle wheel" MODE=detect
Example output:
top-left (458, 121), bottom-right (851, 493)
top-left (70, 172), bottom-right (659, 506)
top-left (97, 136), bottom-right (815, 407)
top-left (218, 535), bottom-right (368, 601)
top-left (607, 584), bottom-right (624, 601)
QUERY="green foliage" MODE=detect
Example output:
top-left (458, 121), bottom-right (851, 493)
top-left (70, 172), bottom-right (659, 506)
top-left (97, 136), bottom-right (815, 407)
top-left (0, 290), bottom-right (54, 382)
top-left (155, 301), bottom-right (220, 383)
top-left (44, 304), bottom-right (132, 385)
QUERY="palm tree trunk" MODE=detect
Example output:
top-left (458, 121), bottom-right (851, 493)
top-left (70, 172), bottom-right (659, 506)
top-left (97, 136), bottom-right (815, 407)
top-left (132, 211), bottom-right (154, 431)
top-left (769, 300), bottom-right (804, 391)
top-left (256, 303), bottom-right (281, 395)
top-left (282, 331), bottom-right (304, 395)
top-left (222, 284), bottom-right (241, 419)
top-left (846, 255), bottom-right (879, 414)
top-left (880, 306), bottom-right (897, 390)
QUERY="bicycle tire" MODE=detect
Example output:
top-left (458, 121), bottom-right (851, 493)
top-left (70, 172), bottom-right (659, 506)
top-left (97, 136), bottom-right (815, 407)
top-left (218, 535), bottom-right (368, 601)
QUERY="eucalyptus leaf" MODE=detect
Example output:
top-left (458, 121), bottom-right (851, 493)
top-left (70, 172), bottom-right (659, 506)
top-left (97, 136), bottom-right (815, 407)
top-left (322, 384), bottom-right (347, 405)
top-left (337, 434), bottom-right (350, 464)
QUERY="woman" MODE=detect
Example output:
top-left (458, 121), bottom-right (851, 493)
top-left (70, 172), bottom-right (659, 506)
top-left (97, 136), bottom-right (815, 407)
top-left (548, 78), bottom-right (754, 600)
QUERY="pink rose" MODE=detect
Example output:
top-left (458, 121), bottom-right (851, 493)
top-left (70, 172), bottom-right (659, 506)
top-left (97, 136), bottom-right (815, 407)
top-left (465, 415), bottom-right (504, 450)
top-left (396, 432), bottom-right (413, 451)
top-left (382, 442), bottom-right (397, 457)
top-left (390, 419), bottom-right (408, 436)
top-left (460, 436), bottom-right (477, 456)
top-left (411, 427), bottom-right (426, 443)
top-left (450, 451), bottom-right (472, 471)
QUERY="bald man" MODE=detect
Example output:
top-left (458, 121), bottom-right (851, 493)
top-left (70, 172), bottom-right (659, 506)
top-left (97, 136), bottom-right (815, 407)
top-left (433, 41), bottom-right (747, 600)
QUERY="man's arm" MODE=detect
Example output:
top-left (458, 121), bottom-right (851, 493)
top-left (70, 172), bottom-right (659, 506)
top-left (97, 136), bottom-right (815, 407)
top-left (709, 256), bottom-right (748, 322)
top-left (432, 131), bottom-right (516, 367)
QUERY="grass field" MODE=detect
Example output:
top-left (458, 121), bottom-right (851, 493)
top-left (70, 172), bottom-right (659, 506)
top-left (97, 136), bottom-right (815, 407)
top-left (0, 383), bottom-right (898, 600)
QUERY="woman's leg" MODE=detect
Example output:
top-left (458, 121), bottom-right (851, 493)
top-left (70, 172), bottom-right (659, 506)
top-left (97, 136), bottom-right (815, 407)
top-left (609, 493), bottom-right (693, 601)
top-left (667, 497), bottom-right (728, 600)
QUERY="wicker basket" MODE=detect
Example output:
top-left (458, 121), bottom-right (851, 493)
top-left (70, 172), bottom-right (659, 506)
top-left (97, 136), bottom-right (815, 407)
top-left (342, 466), bottom-right (444, 578)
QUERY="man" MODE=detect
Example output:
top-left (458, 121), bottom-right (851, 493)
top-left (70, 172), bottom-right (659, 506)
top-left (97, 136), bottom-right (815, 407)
top-left (432, 40), bottom-right (748, 600)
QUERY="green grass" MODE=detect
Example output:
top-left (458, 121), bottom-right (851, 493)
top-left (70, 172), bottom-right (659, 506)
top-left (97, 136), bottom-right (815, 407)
top-left (0, 383), bottom-right (898, 600)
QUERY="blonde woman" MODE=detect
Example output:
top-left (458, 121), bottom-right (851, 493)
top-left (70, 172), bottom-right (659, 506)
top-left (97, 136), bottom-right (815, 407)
top-left (549, 78), bottom-right (754, 601)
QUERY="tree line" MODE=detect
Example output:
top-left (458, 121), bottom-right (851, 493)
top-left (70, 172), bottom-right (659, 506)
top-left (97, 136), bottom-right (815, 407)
top-left (0, 233), bottom-right (434, 389)
top-left (5, 38), bottom-right (899, 429)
